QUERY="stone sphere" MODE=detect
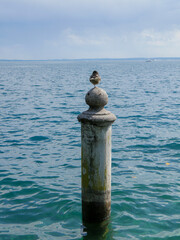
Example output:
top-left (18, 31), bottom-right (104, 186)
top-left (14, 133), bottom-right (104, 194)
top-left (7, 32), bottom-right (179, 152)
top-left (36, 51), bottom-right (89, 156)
top-left (85, 87), bottom-right (108, 109)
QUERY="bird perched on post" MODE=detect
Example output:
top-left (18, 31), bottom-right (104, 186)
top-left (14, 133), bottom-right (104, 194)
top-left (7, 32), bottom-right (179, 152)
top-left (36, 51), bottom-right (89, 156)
top-left (89, 71), bottom-right (101, 87)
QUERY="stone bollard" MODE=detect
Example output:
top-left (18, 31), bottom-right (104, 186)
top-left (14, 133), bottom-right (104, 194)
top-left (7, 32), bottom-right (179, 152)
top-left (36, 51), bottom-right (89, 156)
top-left (78, 71), bottom-right (116, 223)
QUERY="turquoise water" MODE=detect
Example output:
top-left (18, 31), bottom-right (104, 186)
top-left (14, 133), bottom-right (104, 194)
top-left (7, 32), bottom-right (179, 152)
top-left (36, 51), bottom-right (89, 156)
top-left (0, 60), bottom-right (180, 239)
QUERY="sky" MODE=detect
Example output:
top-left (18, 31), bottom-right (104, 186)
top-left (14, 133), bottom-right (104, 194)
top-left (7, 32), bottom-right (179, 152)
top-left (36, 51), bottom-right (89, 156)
top-left (1, 0), bottom-right (180, 60)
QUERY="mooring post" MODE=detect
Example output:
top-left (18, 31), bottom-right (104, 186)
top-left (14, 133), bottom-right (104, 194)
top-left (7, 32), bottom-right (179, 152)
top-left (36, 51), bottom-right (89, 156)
top-left (78, 71), bottom-right (116, 223)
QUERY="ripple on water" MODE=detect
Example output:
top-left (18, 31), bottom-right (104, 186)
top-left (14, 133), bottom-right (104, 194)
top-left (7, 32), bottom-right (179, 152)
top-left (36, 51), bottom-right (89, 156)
top-left (29, 136), bottom-right (50, 141)
top-left (0, 60), bottom-right (180, 239)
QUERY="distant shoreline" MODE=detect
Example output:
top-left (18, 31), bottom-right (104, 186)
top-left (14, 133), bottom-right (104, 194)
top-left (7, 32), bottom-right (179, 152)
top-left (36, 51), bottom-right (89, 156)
top-left (0, 57), bottom-right (180, 62)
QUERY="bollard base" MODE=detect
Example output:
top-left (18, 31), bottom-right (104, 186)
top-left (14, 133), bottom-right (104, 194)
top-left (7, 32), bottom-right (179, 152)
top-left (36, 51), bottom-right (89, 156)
top-left (82, 200), bottom-right (111, 223)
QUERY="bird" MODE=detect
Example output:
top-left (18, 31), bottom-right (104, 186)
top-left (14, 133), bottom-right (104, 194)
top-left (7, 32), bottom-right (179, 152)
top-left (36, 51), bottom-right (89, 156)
top-left (89, 71), bottom-right (101, 87)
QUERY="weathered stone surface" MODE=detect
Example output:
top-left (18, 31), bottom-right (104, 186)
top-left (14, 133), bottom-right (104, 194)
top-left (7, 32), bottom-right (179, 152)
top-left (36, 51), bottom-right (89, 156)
top-left (78, 73), bottom-right (116, 223)
top-left (85, 87), bottom-right (108, 109)
top-left (78, 87), bottom-right (116, 126)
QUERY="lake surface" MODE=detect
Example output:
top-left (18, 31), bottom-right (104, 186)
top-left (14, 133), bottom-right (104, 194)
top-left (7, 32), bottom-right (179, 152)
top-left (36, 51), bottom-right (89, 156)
top-left (0, 59), bottom-right (180, 239)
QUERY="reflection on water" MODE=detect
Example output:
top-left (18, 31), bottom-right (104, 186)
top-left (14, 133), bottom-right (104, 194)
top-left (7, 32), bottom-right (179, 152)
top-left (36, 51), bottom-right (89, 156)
top-left (82, 218), bottom-right (114, 240)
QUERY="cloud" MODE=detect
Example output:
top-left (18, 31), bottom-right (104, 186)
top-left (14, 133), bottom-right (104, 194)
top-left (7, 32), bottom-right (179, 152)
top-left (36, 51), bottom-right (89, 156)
top-left (42, 29), bottom-right (113, 59)
top-left (1, 0), bottom-right (180, 59)
top-left (141, 29), bottom-right (180, 46)
top-left (63, 29), bottom-right (111, 46)
top-left (0, 44), bottom-right (27, 59)
top-left (0, 0), bottom-right (178, 27)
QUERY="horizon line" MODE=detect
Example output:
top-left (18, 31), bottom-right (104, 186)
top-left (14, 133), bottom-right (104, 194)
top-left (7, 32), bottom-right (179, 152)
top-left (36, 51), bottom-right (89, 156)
top-left (1, 57), bottom-right (180, 61)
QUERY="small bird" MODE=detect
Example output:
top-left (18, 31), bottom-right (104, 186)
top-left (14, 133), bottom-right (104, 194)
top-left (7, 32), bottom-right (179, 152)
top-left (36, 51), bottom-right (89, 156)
top-left (89, 71), bottom-right (101, 86)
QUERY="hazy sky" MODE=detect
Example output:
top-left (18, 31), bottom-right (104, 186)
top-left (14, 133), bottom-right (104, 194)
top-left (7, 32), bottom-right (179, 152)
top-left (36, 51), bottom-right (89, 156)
top-left (1, 0), bottom-right (180, 59)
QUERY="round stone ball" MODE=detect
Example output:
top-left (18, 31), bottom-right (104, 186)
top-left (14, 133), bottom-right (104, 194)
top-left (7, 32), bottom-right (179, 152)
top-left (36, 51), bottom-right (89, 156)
top-left (85, 87), bottom-right (108, 109)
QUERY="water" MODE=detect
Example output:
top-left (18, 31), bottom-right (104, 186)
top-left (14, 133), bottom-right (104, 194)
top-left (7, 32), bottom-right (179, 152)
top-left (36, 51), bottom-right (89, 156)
top-left (0, 59), bottom-right (180, 239)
